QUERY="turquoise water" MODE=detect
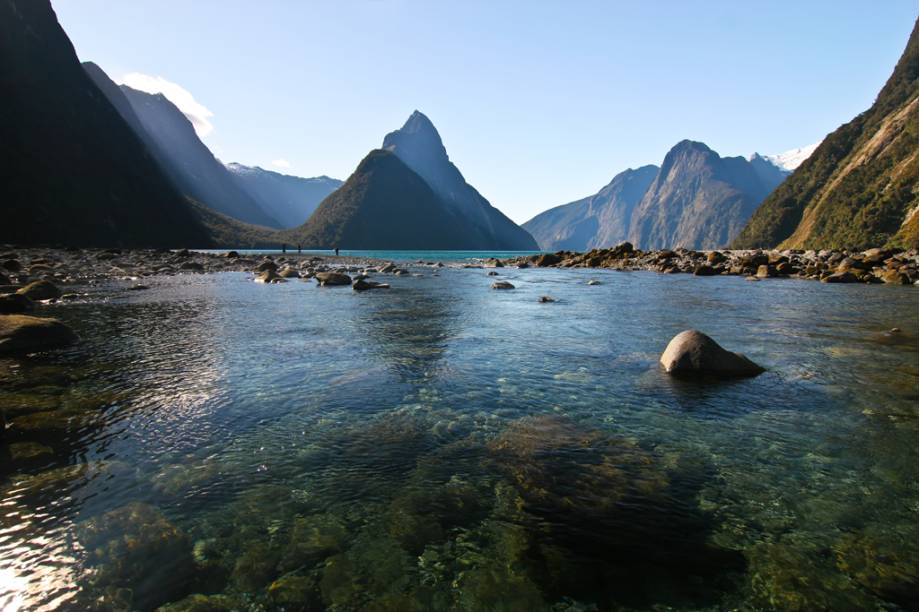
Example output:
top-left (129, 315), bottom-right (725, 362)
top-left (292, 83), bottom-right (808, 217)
top-left (197, 249), bottom-right (542, 261)
top-left (1, 265), bottom-right (918, 610)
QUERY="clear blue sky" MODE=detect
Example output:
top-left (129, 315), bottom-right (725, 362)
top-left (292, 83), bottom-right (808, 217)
top-left (54, 0), bottom-right (917, 223)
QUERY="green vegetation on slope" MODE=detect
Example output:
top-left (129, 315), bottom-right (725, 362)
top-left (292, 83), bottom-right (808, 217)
top-left (732, 18), bottom-right (919, 250)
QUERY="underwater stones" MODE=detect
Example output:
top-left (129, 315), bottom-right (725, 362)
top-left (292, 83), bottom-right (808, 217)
top-left (78, 502), bottom-right (196, 609)
top-left (587, 279), bottom-right (601, 285)
top-left (0, 314), bottom-right (77, 354)
top-left (16, 279), bottom-right (62, 300)
top-left (0, 292), bottom-right (34, 313)
top-left (279, 514), bottom-right (348, 572)
top-left (267, 574), bottom-right (322, 610)
top-left (315, 271), bottom-right (352, 286)
top-left (352, 278), bottom-right (390, 291)
top-left (834, 531), bottom-right (919, 608)
top-left (491, 281), bottom-right (515, 290)
top-left (231, 541), bottom-right (280, 591)
top-left (8, 441), bottom-right (53, 462)
top-left (388, 482), bottom-right (485, 555)
top-left (538, 295), bottom-right (556, 303)
top-left (660, 330), bottom-right (764, 378)
top-left (156, 593), bottom-right (245, 611)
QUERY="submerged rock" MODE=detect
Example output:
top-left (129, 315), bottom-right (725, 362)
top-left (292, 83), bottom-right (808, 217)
top-left (660, 329), bottom-right (764, 378)
top-left (16, 279), bottom-right (62, 301)
top-left (0, 292), bottom-right (34, 313)
top-left (0, 314), bottom-right (77, 354)
top-left (538, 295), bottom-right (556, 303)
top-left (352, 278), bottom-right (390, 291)
top-left (491, 281), bottom-right (515, 290)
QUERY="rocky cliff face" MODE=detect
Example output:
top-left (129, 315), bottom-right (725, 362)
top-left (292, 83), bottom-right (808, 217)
top-left (382, 111), bottom-right (538, 250)
top-left (284, 150), bottom-right (505, 249)
top-left (733, 18), bottom-right (919, 249)
top-left (226, 164), bottom-right (342, 229)
top-left (627, 141), bottom-right (787, 250)
top-left (523, 166), bottom-right (658, 251)
top-left (0, 0), bottom-right (211, 247)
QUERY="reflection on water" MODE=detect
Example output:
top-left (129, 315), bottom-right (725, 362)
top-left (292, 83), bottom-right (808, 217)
top-left (1, 268), bottom-right (918, 610)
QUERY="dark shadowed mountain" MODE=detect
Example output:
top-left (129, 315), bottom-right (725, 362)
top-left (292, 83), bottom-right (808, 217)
top-left (83, 64), bottom-right (281, 228)
top-left (523, 165), bottom-right (659, 251)
top-left (0, 0), bottom-right (212, 247)
top-left (226, 163), bottom-right (342, 228)
top-left (382, 111), bottom-right (538, 250)
top-left (284, 150), bottom-right (512, 249)
top-left (733, 18), bottom-right (919, 249)
top-left (627, 141), bottom-right (788, 250)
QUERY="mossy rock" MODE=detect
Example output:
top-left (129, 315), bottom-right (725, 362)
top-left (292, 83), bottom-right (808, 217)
top-left (0, 314), bottom-right (76, 354)
top-left (8, 441), bottom-right (53, 461)
top-left (267, 574), bottom-right (322, 610)
top-left (156, 593), bottom-right (246, 612)
top-left (835, 531), bottom-right (919, 608)
top-left (279, 513), bottom-right (348, 572)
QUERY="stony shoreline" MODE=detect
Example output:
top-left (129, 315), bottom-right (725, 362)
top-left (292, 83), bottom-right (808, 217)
top-left (499, 243), bottom-right (919, 286)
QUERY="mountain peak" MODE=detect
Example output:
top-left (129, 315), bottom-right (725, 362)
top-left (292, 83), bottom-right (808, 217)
top-left (382, 110), bottom-right (447, 159)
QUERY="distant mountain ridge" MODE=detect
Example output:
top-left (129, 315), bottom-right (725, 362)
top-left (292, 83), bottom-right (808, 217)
top-left (383, 111), bottom-right (538, 250)
top-left (523, 166), bottom-right (658, 251)
top-left (733, 18), bottom-right (919, 249)
top-left (1, 0), bottom-right (212, 247)
top-left (84, 64), bottom-right (282, 229)
top-left (524, 141), bottom-right (787, 251)
top-left (284, 111), bottom-right (538, 250)
top-left (284, 149), bottom-right (497, 249)
top-left (226, 163), bottom-right (342, 229)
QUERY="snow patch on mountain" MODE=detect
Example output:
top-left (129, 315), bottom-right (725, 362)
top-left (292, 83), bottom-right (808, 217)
top-left (756, 142), bottom-right (821, 172)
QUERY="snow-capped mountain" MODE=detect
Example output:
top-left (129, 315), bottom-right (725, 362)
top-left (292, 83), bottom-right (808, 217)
top-left (756, 142), bottom-right (821, 172)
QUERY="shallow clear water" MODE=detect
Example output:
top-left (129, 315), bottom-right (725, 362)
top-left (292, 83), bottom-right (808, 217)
top-left (1, 266), bottom-right (918, 610)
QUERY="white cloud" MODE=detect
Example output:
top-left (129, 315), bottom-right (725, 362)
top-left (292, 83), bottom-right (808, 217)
top-left (117, 72), bottom-right (215, 137)
top-left (271, 159), bottom-right (292, 169)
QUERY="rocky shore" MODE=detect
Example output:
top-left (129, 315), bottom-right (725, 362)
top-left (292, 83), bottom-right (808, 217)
top-left (500, 243), bottom-right (919, 285)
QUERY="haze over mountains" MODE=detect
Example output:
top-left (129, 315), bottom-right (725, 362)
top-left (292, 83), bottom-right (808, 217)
top-left (225, 164), bottom-right (342, 229)
top-left (524, 141), bottom-right (789, 251)
top-left (1, 0), bottom-right (212, 247)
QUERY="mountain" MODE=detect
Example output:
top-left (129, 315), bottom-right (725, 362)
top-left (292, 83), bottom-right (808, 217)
top-left (760, 142), bottom-right (820, 172)
top-left (226, 163), bottom-right (342, 228)
top-left (284, 150), bottom-right (499, 249)
top-left (83, 64), bottom-right (282, 229)
top-left (0, 0), bottom-right (212, 247)
top-left (626, 141), bottom-right (788, 250)
top-left (382, 111), bottom-right (538, 250)
top-left (522, 166), bottom-right (659, 251)
top-left (733, 19), bottom-right (919, 249)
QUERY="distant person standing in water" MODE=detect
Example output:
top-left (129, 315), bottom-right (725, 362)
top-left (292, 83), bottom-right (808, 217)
top-left (297, 244), bottom-right (302, 254)
top-left (281, 243), bottom-right (287, 254)
top-left (335, 247), bottom-right (340, 256)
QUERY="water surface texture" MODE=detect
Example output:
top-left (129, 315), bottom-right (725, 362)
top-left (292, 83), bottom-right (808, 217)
top-left (1, 266), bottom-right (918, 610)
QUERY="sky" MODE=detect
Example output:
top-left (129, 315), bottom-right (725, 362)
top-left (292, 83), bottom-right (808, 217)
top-left (54, 1), bottom-right (917, 223)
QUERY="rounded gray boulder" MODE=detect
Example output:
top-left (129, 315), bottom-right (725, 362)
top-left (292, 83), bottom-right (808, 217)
top-left (660, 330), bottom-right (764, 378)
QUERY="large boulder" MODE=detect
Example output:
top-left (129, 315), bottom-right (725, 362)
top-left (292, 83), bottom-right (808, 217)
top-left (315, 272), bottom-right (352, 286)
top-left (660, 330), bottom-right (764, 378)
top-left (0, 315), bottom-right (77, 354)
top-left (16, 280), bottom-right (62, 301)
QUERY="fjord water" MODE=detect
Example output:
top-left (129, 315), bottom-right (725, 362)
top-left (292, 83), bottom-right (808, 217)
top-left (1, 266), bottom-right (917, 610)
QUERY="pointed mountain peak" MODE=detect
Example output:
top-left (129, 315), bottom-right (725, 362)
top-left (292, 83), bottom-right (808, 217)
top-left (669, 139), bottom-right (713, 155)
top-left (382, 110), bottom-right (447, 159)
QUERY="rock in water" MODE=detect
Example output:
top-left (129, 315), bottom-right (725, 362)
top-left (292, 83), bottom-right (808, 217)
top-left (0, 314), bottom-right (77, 354)
top-left (16, 280), bottom-right (62, 301)
top-left (0, 293), bottom-right (34, 314)
top-left (660, 330), bottom-right (764, 378)
top-left (315, 272), bottom-right (352, 286)
top-left (491, 281), bottom-right (515, 290)
top-left (352, 278), bottom-right (390, 291)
